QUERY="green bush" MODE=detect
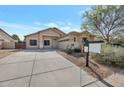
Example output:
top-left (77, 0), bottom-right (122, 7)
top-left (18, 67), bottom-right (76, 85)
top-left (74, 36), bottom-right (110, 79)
top-left (93, 44), bottom-right (124, 67)
top-left (114, 38), bottom-right (124, 43)
top-left (73, 48), bottom-right (81, 53)
top-left (65, 48), bottom-right (81, 54)
top-left (66, 49), bottom-right (73, 54)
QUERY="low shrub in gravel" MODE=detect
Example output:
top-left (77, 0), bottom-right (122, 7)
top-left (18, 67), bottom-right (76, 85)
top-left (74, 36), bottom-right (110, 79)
top-left (66, 48), bottom-right (73, 54)
top-left (73, 48), bottom-right (81, 53)
top-left (66, 48), bottom-right (81, 54)
top-left (91, 44), bottom-right (124, 67)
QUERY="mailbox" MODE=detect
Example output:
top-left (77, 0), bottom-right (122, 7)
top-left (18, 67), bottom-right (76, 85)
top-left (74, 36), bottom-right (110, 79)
top-left (83, 40), bottom-right (104, 67)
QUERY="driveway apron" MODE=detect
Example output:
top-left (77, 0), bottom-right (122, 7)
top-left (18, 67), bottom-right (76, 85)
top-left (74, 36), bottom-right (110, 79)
top-left (0, 49), bottom-right (96, 87)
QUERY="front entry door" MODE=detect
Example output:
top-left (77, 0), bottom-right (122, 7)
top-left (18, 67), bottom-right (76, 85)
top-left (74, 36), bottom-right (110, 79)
top-left (44, 40), bottom-right (51, 48)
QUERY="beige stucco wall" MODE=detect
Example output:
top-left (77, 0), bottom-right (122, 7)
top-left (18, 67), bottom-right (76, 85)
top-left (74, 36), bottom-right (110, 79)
top-left (25, 29), bottom-right (95, 49)
top-left (58, 41), bottom-right (80, 50)
top-left (58, 41), bottom-right (69, 49)
top-left (25, 29), bottom-right (62, 49)
top-left (52, 39), bottom-right (58, 48)
top-left (43, 36), bottom-right (52, 48)
top-left (0, 31), bottom-right (14, 42)
top-left (2, 42), bottom-right (15, 49)
top-left (25, 34), bottom-right (39, 48)
top-left (58, 34), bottom-right (95, 50)
top-left (41, 30), bottom-right (61, 48)
top-left (43, 36), bottom-right (58, 48)
top-left (0, 30), bottom-right (16, 49)
top-left (38, 34), bottom-right (43, 48)
top-left (58, 35), bottom-right (80, 50)
top-left (0, 41), bottom-right (3, 49)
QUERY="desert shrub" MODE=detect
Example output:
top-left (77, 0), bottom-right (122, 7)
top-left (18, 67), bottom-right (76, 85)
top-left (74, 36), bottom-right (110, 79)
top-left (73, 48), bottom-right (81, 53)
top-left (66, 47), bottom-right (81, 54)
top-left (92, 44), bottom-right (124, 67)
top-left (66, 49), bottom-right (73, 54)
top-left (114, 38), bottom-right (124, 43)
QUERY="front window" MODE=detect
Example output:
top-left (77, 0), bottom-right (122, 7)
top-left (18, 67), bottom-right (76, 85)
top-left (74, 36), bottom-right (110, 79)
top-left (82, 38), bottom-right (87, 42)
top-left (74, 37), bottom-right (76, 42)
top-left (30, 40), bottom-right (37, 46)
top-left (44, 40), bottom-right (50, 46)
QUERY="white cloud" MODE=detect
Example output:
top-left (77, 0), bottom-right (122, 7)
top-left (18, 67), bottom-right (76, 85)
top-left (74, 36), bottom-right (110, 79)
top-left (34, 22), bottom-right (41, 25)
top-left (0, 21), bottom-right (26, 30)
top-left (0, 20), bottom-right (81, 40)
top-left (0, 20), bottom-right (42, 40)
top-left (44, 21), bottom-right (81, 32)
top-left (0, 21), bottom-right (81, 33)
top-left (0, 20), bottom-right (40, 30)
top-left (61, 26), bottom-right (80, 32)
top-left (61, 26), bottom-right (71, 31)
top-left (44, 22), bottom-right (59, 27)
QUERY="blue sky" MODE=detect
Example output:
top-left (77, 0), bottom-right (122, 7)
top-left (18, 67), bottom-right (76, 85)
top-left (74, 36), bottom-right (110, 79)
top-left (0, 5), bottom-right (91, 40)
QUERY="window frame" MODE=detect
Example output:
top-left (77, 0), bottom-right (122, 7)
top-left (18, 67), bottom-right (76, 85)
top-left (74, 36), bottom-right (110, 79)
top-left (74, 37), bottom-right (76, 42)
top-left (44, 40), bottom-right (50, 46)
top-left (29, 40), bottom-right (37, 46)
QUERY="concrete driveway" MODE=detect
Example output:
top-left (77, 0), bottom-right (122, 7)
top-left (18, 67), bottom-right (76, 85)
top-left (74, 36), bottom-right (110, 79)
top-left (0, 49), bottom-right (97, 87)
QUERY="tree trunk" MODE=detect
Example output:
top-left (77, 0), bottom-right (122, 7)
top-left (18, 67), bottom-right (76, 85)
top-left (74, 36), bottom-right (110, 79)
top-left (106, 35), bottom-right (111, 44)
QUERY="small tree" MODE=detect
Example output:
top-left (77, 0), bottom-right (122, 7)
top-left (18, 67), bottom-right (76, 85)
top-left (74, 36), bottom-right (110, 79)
top-left (12, 34), bottom-right (20, 42)
top-left (81, 5), bottom-right (124, 43)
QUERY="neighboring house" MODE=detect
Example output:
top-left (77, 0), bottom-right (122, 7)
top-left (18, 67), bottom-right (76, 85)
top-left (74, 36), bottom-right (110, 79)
top-left (25, 27), bottom-right (96, 50)
top-left (58, 31), bottom-right (96, 50)
top-left (58, 31), bottom-right (80, 49)
top-left (0, 28), bottom-right (16, 49)
top-left (24, 28), bottom-right (65, 49)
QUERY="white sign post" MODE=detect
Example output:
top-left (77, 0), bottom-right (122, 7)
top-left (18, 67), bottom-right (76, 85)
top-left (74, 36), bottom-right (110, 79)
top-left (89, 43), bottom-right (101, 53)
top-left (84, 46), bottom-right (89, 53)
top-left (83, 40), bottom-right (103, 67)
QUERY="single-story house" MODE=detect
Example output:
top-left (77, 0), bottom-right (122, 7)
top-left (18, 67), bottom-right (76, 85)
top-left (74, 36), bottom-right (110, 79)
top-left (0, 28), bottom-right (16, 49)
top-left (25, 27), bottom-right (96, 50)
top-left (24, 28), bottom-right (65, 49)
top-left (58, 31), bottom-right (96, 50)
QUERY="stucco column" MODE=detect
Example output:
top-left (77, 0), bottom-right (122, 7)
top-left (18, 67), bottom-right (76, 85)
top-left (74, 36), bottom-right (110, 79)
top-left (39, 35), bottom-right (44, 48)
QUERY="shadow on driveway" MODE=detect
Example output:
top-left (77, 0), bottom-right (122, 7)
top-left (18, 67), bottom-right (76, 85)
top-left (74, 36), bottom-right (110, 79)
top-left (88, 66), bottom-right (114, 87)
